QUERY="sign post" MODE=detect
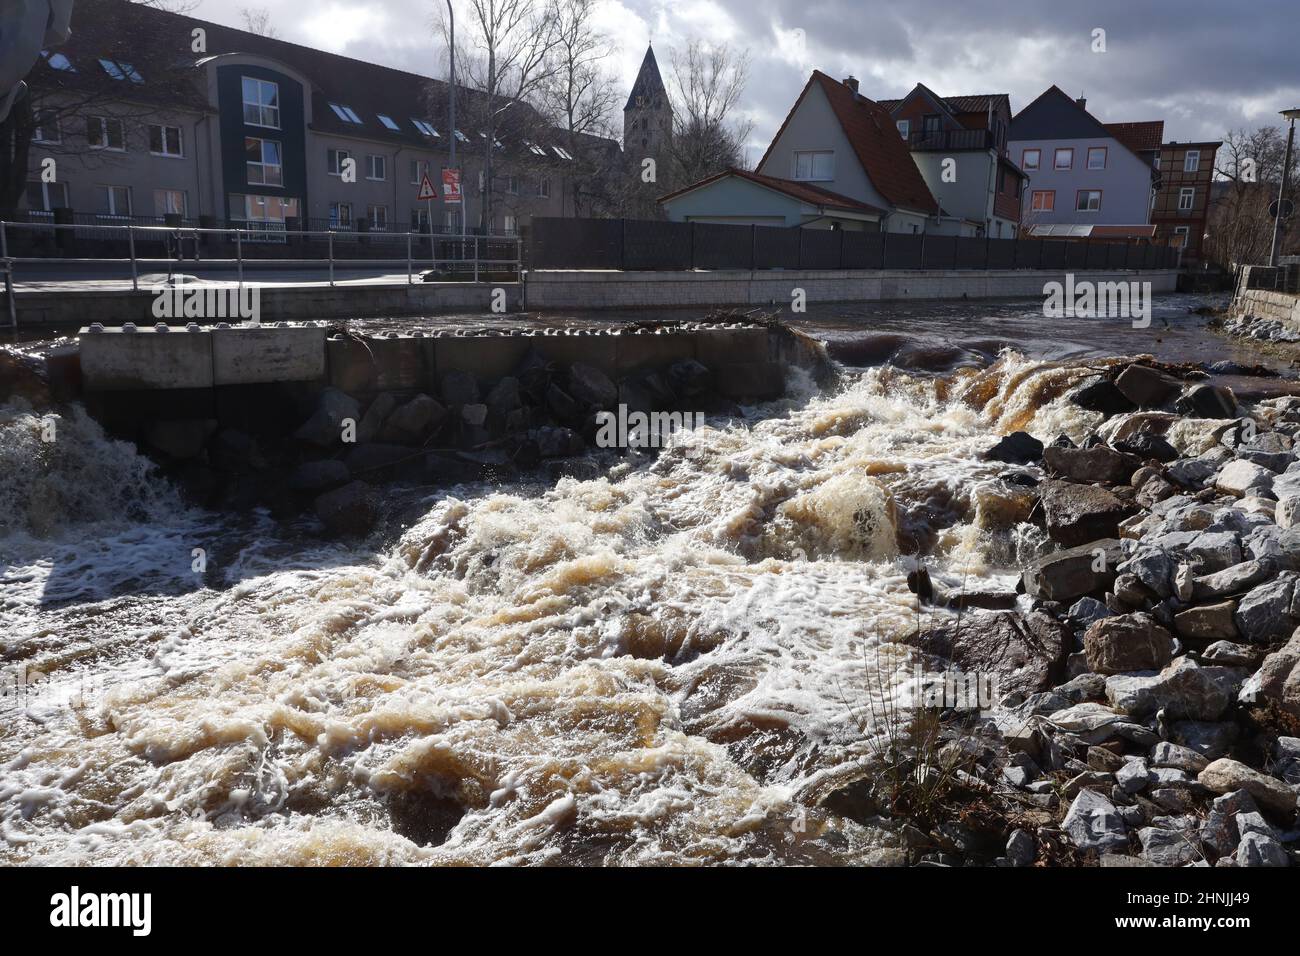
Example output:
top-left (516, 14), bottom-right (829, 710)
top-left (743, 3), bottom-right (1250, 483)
top-left (417, 172), bottom-right (438, 269)
top-left (443, 167), bottom-right (462, 274)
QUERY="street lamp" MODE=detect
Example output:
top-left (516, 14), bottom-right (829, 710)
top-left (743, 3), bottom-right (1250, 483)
top-left (1268, 107), bottom-right (1300, 267)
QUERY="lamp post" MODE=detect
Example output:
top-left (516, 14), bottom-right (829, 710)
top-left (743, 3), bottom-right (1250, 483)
top-left (1268, 107), bottom-right (1300, 267)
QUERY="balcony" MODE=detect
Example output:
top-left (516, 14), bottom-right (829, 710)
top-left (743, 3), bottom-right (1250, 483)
top-left (907, 127), bottom-right (994, 152)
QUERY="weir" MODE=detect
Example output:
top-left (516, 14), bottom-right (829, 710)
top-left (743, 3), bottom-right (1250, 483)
top-left (75, 319), bottom-right (808, 436)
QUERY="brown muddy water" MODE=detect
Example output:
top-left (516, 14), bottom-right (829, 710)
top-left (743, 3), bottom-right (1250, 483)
top-left (0, 293), bottom-right (1291, 865)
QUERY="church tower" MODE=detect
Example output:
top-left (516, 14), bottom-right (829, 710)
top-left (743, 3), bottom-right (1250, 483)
top-left (623, 44), bottom-right (672, 163)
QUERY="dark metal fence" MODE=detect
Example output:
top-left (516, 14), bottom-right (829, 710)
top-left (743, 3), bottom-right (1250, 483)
top-left (527, 218), bottom-right (1181, 272)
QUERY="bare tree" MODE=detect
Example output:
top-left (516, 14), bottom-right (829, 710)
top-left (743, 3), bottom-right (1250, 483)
top-left (1206, 125), bottom-right (1300, 268)
top-left (538, 0), bottom-right (619, 216)
top-left (666, 40), bottom-right (752, 189)
top-left (442, 0), bottom-right (560, 232)
top-left (240, 6), bottom-right (279, 37)
top-left (133, 0), bottom-right (202, 12)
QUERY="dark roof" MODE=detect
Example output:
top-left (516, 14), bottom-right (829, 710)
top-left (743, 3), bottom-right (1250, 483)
top-left (658, 167), bottom-right (886, 215)
top-left (1105, 121), bottom-right (1165, 154)
top-left (32, 0), bottom-right (610, 159)
top-left (624, 45), bottom-right (668, 113)
top-left (759, 72), bottom-right (938, 215)
top-left (1009, 85), bottom-right (1114, 141)
top-left (877, 87), bottom-right (1010, 119)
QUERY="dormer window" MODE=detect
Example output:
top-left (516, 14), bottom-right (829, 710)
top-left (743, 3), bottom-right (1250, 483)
top-left (99, 58), bottom-right (143, 83)
top-left (378, 114), bottom-right (401, 131)
top-left (411, 119), bottom-right (439, 137)
top-left (40, 50), bottom-right (76, 71)
top-left (454, 129), bottom-right (470, 143)
top-left (896, 120), bottom-right (910, 139)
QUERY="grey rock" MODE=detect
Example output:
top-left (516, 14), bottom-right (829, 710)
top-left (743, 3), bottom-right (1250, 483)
top-left (1139, 826), bottom-right (1199, 866)
top-left (902, 609), bottom-right (1070, 699)
top-left (313, 480), bottom-right (379, 538)
top-left (1191, 560), bottom-right (1273, 601)
top-left (1084, 613), bottom-right (1175, 675)
top-left (1173, 600), bottom-right (1238, 641)
top-left (1063, 788), bottom-right (1129, 852)
top-left (380, 394), bottom-right (447, 444)
top-left (1152, 742), bottom-right (1210, 774)
top-left (1171, 721), bottom-right (1238, 759)
top-left (356, 392), bottom-right (399, 444)
top-left (1117, 758), bottom-right (1152, 794)
top-left (1105, 658), bottom-right (1236, 721)
top-left (1039, 481), bottom-right (1138, 548)
top-left (1237, 831), bottom-right (1290, 866)
top-left (1067, 597), bottom-right (1112, 630)
top-left (1215, 460), bottom-right (1275, 497)
top-left (1166, 457), bottom-right (1218, 489)
top-left (1234, 574), bottom-right (1299, 643)
top-left (1198, 758), bottom-right (1298, 817)
top-left (1183, 383), bottom-right (1238, 419)
top-left (1201, 640), bottom-right (1261, 667)
top-left (1005, 829), bottom-right (1036, 867)
top-left (986, 431), bottom-right (1044, 464)
top-left (1186, 531), bottom-right (1243, 573)
top-left (1119, 549), bottom-right (1177, 599)
top-left (1240, 631), bottom-right (1300, 718)
top-left (1043, 444), bottom-right (1138, 484)
top-left (567, 362), bottom-right (618, 408)
top-left (1116, 365), bottom-right (1181, 408)
top-left (294, 388), bottom-right (360, 448)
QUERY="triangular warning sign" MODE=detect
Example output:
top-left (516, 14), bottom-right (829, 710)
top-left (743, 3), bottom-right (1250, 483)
top-left (416, 173), bottom-right (438, 201)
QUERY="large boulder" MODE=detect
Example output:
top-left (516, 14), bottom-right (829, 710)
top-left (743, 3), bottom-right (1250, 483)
top-left (1234, 574), bottom-right (1300, 643)
top-left (1062, 788), bottom-right (1129, 852)
top-left (1022, 538), bottom-right (1122, 603)
top-left (1198, 758), bottom-right (1298, 818)
top-left (1070, 376), bottom-right (1136, 416)
top-left (288, 459), bottom-right (351, 493)
top-left (1115, 365), bottom-right (1181, 408)
top-left (1105, 657), bottom-right (1241, 720)
top-left (313, 480), bottom-right (379, 537)
top-left (567, 363), bottom-right (618, 408)
top-left (1181, 383), bottom-right (1238, 419)
top-left (294, 387), bottom-right (361, 448)
top-left (1039, 480), bottom-right (1137, 547)
top-left (379, 394), bottom-right (447, 444)
top-left (1241, 631), bottom-right (1300, 719)
top-left (901, 609), bottom-right (1069, 699)
top-left (1173, 600), bottom-right (1239, 641)
top-left (143, 418), bottom-right (217, 460)
top-left (1215, 459), bottom-right (1275, 498)
top-left (1042, 445), bottom-right (1139, 484)
top-left (984, 431), bottom-right (1043, 465)
top-left (1084, 613), bottom-right (1175, 674)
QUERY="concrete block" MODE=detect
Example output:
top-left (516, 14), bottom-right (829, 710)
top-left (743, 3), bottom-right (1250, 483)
top-left (432, 335), bottom-right (533, 384)
top-left (614, 330), bottom-right (696, 375)
top-left (534, 334), bottom-right (617, 376)
top-left (78, 326), bottom-right (213, 391)
top-left (212, 324), bottom-right (326, 386)
top-left (694, 327), bottom-right (770, 368)
top-left (327, 335), bottom-right (429, 392)
top-left (714, 362), bottom-right (786, 400)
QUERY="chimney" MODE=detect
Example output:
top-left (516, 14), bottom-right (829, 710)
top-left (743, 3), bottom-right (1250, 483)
top-left (843, 76), bottom-right (859, 93)
top-left (1076, 97), bottom-right (1087, 109)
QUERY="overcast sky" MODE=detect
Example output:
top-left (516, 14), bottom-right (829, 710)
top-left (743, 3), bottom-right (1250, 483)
top-left (170, 0), bottom-right (1299, 157)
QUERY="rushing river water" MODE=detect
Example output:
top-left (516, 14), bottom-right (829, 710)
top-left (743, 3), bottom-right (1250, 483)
top-left (0, 293), bottom-right (1290, 865)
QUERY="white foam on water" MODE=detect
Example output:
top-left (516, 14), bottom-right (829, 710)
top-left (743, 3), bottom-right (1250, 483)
top-left (0, 352), bottom-right (1077, 865)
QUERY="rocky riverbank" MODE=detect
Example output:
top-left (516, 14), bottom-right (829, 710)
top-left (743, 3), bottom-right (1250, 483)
top-left (890, 356), bottom-right (1300, 867)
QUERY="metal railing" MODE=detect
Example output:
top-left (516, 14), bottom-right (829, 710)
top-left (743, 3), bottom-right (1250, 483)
top-left (1, 218), bottom-right (524, 334)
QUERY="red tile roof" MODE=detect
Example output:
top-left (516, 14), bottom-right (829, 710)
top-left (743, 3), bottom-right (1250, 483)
top-left (659, 167), bottom-right (886, 215)
top-left (758, 71), bottom-right (938, 216)
top-left (1104, 121), bottom-right (1165, 154)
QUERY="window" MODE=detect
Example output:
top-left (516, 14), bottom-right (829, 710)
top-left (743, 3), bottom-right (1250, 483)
top-left (412, 119), bottom-right (439, 137)
top-left (444, 208), bottom-right (462, 232)
top-left (367, 204), bottom-right (388, 230)
top-left (503, 214), bottom-right (518, 235)
top-left (1086, 146), bottom-right (1107, 170)
top-left (154, 189), bottom-right (187, 216)
top-left (26, 180), bottom-right (68, 211)
top-left (1178, 186), bottom-right (1195, 211)
top-left (242, 77), bottom-right (280, 128)
top-left (86, 116), bottom-right (125, 151)
top-left (377, 114), bottom-right (401, 132)
top-left (454, 129), bottom-right (470, 143)
top-left (793, 149), bottom-right (834, 181)
top-left (1184, 150), bottom-right (1201, 173)
top-left (552, 146), bottom-right (573, 160)
top-left (1030, 190), bottom-right (1055, 211)
top-left (922, 114), bottom-right (941, 134)
top-left (410, 159), bottom-right (429, 184)
top-left (412, 208), bottom-right (431, 230)
top-left (328, 103), bottom-right (363, 124)
top-left (245, 137), bottom-right (283, 185)
top-left (148, 124), bottom-right (183, 157)
top-left (329, 202), bottom-right (352, 228)
top-left (524, 141), bottom-right (546, 156)
top-left (1054, 148), bottom-right (1073, 170)
top-left (506, 175), bottom-right (519, 195)
top-left (537, 177), bottom-right (550, 199)
top-left (1021, 148), bottom-right (1040, 170)
top-left (1173, 226), bottom-right (1190, 248)
top-left (1075, 189), bottom-right (1102, 212)
top-left (33, 111), bottom-right (60, 144)
top-left (896, 119), bottom-right (910, 139)
top-left (99, 58), bottom-right (143, 83)
top-left (98, 185), bottom-right (132, 216)
top-left (366, 154), bottom-right (386, 181)
top-left (40, 50), bottom-right (76, 72)
top-left (327, 148), bottom-right (351, 177)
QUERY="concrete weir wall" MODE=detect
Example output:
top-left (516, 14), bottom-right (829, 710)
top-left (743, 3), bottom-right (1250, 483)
top-left (523, 268), bottom-right (1181, 309)
top-left (78, 320), bottom-right (790, 432)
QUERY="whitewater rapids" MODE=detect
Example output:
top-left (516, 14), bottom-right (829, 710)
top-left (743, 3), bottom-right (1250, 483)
top-left (0, 351), bottom-right (1108, 865)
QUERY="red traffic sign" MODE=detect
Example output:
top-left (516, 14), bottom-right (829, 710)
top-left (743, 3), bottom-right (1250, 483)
top-left (442, 167), bottom-right (462, 203)
top-left (416, 173), bottom-right (438, 201)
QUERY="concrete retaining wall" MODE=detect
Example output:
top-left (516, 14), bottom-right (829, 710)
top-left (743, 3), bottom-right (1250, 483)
top-left (78, 321), bottom-right (789, 429)
top-left (522, 268), bottom-right (1181, 309)
top-left (17, 281), bottom-right (519, 328)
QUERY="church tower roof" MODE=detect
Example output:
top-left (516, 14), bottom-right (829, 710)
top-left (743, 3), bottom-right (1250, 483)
top-left (624, 44), bottom-right (668, 112)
